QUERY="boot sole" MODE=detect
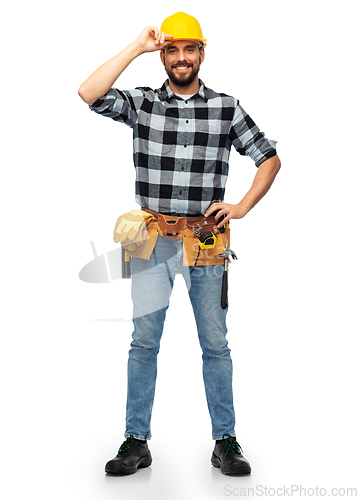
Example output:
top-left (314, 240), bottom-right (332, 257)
top-left (211, 453), bottom-right (251, 476)
top-left (105, 452), bottom-right (152, 475)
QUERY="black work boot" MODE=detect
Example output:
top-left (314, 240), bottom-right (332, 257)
top-left (105, 435), bottom-right (152, 475)
top-left (211, 434), bottom-right (251, 475)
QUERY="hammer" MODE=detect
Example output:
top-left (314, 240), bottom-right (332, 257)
top-left (218, 241), bottom-right (237, 309)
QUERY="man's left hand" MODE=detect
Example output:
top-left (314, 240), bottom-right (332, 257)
top-left (204, 156), bottom-right (282, 229)
top-left (204, 202), bottom-right (247, 229)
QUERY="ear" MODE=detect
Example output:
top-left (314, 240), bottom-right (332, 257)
top-left (199, 47), bottom-right (205, 64)
top-left (160, 49), bottom-right (165, 66)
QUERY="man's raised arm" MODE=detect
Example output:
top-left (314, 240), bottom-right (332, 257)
top-left (78, 27), bottom-right (172, 105)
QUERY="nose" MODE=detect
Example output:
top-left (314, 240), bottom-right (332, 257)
top-left (176, 48), bottom-right (187, 60)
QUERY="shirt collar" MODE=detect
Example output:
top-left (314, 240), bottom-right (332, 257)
top-left (158, 79), bottom-right (209, 103)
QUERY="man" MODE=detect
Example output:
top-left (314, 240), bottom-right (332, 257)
top-left (78, 12), bottom-right (281, 476)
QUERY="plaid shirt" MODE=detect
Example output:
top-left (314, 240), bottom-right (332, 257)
top-left (90, 79), bottom-right (277, 215)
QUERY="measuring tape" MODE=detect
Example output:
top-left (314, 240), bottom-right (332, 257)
top-left (198, 231), bottom-right (217, 249)
top-left (190, 231), bottom-right (217, 273)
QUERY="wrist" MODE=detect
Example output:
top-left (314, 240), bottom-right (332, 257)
top-left (235, 201), bottom-right (251, 218)
top-left (128, 40), bottom-right (146, 58)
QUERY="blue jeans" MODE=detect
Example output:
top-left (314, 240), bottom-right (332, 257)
top-left (125, 236), bottom-right (236, 440)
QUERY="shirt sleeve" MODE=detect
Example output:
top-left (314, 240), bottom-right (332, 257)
top-left (89, 87), bottom-right (148, 128)
top-left (229, 102), bottom-right (277, 167)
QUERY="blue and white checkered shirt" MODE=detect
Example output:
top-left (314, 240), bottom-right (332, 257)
top-left (90, 79), bottom-right (277, 216)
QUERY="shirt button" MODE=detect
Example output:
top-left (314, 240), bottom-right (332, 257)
top-left (184, 144), bottom-right (187, 148)
top-left (185, 100), bottom-right (188, 104)
top-left (186, 120), bottom-right (189, 123)
top-left (179, 190), bottom-right (182, 195)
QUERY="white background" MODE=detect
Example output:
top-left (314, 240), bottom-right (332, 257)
top-left (1, 0), bottom-right (357, 499)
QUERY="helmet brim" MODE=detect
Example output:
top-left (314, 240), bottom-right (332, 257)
top-left (164, 36), bottom-right (207, 48)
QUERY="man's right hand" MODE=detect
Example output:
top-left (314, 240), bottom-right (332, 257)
top-left (78, 28), bottom-right (173, 105)
top-left (135, 27), bottom-right (173, 53)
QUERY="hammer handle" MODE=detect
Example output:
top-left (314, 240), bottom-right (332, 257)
top-left (221, 269), bottom-right (228, 309)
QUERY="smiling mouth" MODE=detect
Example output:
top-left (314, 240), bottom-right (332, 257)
top-left (172, 64), bottom-right (192, 70)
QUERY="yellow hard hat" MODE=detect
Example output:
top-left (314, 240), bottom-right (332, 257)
top-left (161, 12), bottom-right (207, 48)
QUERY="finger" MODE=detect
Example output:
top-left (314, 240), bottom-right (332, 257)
top-left (159, 31), bottom-right (166, 45)
top-left (204, 203), bottom-right (221, 217)
top-left (148, 26), bottom-right (158, 37)
top-left (215, 208), bottom-right (230, 228)
top-left (217, 213), bottom-right (230, 229)
top-left (215, 208), bottom-right (227, 221)
top-left (154, 28), bottom-right (162, 44)
top-left (162, 37), bottom-right (175, 50)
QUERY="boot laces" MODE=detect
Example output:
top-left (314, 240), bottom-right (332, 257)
top-left (117, 435), bottom-right (135, 454)
top-left (222, 434), bottom-right (243, 456)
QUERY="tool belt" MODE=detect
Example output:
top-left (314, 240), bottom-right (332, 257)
top-left (113, 208), bottom-right (230, 267)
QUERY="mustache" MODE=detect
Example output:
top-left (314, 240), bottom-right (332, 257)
top-left (171, 61), bottom-right (193, 68)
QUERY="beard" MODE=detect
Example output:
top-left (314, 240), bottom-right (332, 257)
top-left (164, 58), bottom-right (201, 87)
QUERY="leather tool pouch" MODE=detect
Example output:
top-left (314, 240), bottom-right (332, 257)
top-left (113, 210), bottom-right (159, 261)
top-left (182, 225), bottom-right (229, 267)
top-left (113, 208), bottom-right (230, 265)
top-left (142, 208), bottom-right (230, 267)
